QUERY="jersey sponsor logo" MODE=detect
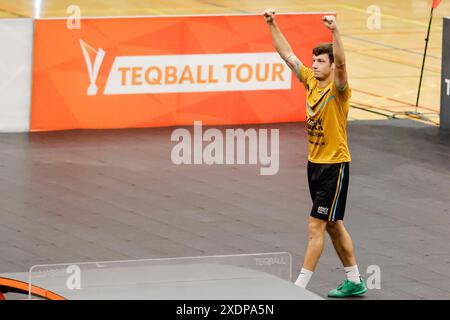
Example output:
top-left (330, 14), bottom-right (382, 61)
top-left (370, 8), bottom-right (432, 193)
top-left (307, 118), bottom-right (324, 131)
top-left (307, 118), bottom-right (325, 141)
top-left (309, 140), bottom-right (326, 146)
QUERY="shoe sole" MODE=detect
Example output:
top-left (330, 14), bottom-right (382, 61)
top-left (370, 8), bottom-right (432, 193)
top-left (328, 288), bottom-right (368, 298)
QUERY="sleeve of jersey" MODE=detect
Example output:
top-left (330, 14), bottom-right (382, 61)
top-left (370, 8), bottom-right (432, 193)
top-left (297, 63), bottom-right (314, 86)
top-left (334, 81), bottom-right (352, 102)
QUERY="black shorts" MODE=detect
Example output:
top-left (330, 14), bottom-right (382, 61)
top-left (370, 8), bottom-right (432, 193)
top-left (307, 161), bottom-right (349, 222)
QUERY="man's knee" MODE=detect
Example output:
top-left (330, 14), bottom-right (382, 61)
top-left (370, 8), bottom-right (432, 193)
top-left (308, 217), bottom-right (327, 239)
top-left (326, 221), bottom-right (344, 239)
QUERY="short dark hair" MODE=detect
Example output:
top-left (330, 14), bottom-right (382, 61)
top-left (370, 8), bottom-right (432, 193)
top-left (313, 43), bottom-right (334, 64)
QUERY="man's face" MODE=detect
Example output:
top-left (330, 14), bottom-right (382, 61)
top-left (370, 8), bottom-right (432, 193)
top-left (312, 54), bottom-right (334, 81)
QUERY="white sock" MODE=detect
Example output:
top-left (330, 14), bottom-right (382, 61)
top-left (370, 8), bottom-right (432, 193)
top-left (344, 265), bottom-right (361, 284)
top-left (294, 268), bottom-right (313, 288)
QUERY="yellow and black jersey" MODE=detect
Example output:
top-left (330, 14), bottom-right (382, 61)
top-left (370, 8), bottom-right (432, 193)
top-left (296, 63), bottom-right (352, 164)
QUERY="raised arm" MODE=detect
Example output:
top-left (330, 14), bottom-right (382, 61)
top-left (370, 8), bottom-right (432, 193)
top-left (264, 8), bottom-right (302, 80)
top-left (322, 15), bottom-right (348, 90)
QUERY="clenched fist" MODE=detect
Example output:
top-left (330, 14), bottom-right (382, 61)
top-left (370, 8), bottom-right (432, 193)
top-left (322, 15), bottom-right (337, 30)
top-left (263, 8), bottom-right (276, 24)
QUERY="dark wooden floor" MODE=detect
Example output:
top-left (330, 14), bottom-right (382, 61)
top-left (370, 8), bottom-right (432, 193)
top-left (1, 119), bottom-right (449, 299)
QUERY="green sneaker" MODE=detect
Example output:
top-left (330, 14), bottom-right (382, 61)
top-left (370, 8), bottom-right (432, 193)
top-left (328, 278), bottom-right (368, 298)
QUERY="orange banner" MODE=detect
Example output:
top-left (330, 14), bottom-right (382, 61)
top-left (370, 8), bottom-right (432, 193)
top-left (31, 13), bottom-right (332, 131)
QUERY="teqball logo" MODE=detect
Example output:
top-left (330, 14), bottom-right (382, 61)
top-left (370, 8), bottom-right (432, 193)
top-left (79, 39), bottom-right (292, 96)
top-left (80, 39), bottom-right (106, 96)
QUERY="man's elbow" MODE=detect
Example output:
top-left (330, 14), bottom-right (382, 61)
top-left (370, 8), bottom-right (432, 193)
top-left (280, 51), bottom-right (294, 61)
top-left (334, 61), bottom-right (346, 69)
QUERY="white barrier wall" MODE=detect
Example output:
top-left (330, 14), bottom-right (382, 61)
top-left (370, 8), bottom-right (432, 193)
top-left (0, 19), bottom-right (33, 132)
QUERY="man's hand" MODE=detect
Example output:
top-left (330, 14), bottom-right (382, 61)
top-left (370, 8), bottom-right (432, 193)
top-left (263, 8), bottom-right (276, 24)
top-left (322, 15), bottom-right (337, 30)
top-left (325, 15), bottom-right (347, 90)
top-left (264, 7), bottom-right (301, 79)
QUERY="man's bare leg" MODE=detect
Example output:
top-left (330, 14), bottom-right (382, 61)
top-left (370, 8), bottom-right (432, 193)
top-left (326, 221), bottom-right (356, 267)
top-left (294, 216), bottom-right (327, 288)
top-left (326, 220), bottom-right (366, 285)
top-left (303, 216), bottom-right (328, 270)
